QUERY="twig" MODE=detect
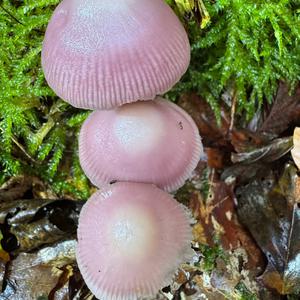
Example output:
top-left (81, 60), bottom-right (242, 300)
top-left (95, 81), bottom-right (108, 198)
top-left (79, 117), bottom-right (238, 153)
top-left (11, 135), bottom-right (38, 163)
top-left (0, 127), bottom-right (37, 163)
top-left (0, 5), bottom-right (24, 25)
top-left (196, 0), bottom-right (211, 29)
top-left (229, 89), bottom-right (237, 132)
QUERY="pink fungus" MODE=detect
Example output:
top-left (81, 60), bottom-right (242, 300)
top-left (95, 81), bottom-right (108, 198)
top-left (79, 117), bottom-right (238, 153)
top-left (79, 98), bottom-right (203, 192)
top-left (76, 182), bottom-right (193, 300)
top-left (42, 0), bottom-right (190, 110)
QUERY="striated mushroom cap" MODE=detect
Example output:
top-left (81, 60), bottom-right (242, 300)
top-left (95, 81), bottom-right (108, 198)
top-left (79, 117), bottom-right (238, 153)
top-left (79, 98), bottom-right (203, 192)
top-left (42, 0), bottom-right (190, 109)
top-left (76, 182), bottom-right (193, 300)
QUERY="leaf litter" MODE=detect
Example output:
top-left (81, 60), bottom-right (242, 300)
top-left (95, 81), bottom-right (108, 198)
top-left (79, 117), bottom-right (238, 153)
top-left (1, 83), bottom-right (300, 299)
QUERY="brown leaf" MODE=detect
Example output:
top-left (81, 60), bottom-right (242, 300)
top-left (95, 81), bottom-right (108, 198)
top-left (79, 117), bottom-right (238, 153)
top-left (68, 267), bottom-right (96, 300)
top-left (0, 198), bottom-right (54, 225)
top-left (0, 259), bottom-right (5, 293)
top-left (221, 162), bottom-right (268, 185)
top-left (210, 257), bottom-right (241, 293)
top-left (259, 82), bottom-right (300, 136)
top-left (192, 275), bottom-right (227, 300)
top-left (237, 164), bottom-right (300, 294)
top-left (230, 128), bottom-right (268, 153)
top-left (0, 176), bottom-right (57, 202)
top-left (192, 222), bottom-right (208, 245)
top-left (190, 172), bottom-right (264, 271)
top-left (0, 176), bottom-right (33, 202)
top-left (294, 177), bottom-right (300, 203)
top-left (178, 93), bottom-right (231, 148)
top-left (231, 136), bottom-right (293, 164)
top-left (0, 199), bottom-right (82, 254)
top-left (178, 93), bottom-right (269, 156)
top-left (206, 147), bottom-right (226, 169)
top-left (275, 164), bottom-right (300, 206)
top-left (50, 265), bottom-right (74, 300)
top-left (0, 239), bottom-right (76, 299)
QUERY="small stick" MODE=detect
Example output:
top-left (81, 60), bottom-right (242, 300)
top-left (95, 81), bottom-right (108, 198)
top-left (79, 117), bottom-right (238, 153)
top-left (0, 5), bottom-right (24, 25)
top-left (229, 89), bottom-right (237, 132)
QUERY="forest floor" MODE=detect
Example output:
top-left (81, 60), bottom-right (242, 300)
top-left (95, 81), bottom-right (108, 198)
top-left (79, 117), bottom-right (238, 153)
top-left (1, 84), bottom-right (300, 299)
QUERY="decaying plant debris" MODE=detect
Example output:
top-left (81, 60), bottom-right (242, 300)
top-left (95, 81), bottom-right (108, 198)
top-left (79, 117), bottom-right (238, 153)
top-left (1, 0), bottom-right (300, 299)
top-left (0, 83), bottom-right (300, 299)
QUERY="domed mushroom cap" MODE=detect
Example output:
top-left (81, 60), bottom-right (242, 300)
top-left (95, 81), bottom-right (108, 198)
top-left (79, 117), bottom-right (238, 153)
top-left (42, 0), bottom-right (190, 109)
top-left (76, 182), bottom-right (193, 300)
top-left (79, 98), bottom-right (203, 192)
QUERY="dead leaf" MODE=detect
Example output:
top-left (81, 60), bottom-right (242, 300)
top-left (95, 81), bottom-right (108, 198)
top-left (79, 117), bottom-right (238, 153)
top-left (221, 162), bottom-right (268, 185)
top-left (193, 222), bottom-right (208, 245)
top-left (237, 165), bottom-right (300, 294)
top-left (188, 171), bottom-right (264, 273)
top-left (178, 93), bottom-right (269, 157)
top-left (0, 239), bottom-right (76, 300)
top-left (231, 136), bottom-right (293, 164)
top-left (0, 176), bottom-right (57, 202)
top-left (205, 147), bottom-right (226, 169)
top-left (68, 267), bottom-right (96, 300)
top-left (0, 199), bottom-right (82, 254)
top-left (50, 265), bottom-right (74, 300)
top-left (259, 82), bottom-right (300, 136)
top-left (0, 232), bottom-right (9, 263)
top-left (0, 176), bottom-right (33, 202)
top-left (274, 164), bottom-right (300, 205)
top-left (192, 274), bottom-right (227, 300)
top-left (230, 128), bottom-right (268, 154)
top-left (0, 198), bottom-right (54, 225)
top-left (178, 93), bottom-right (231, 148)
top-left (210, 257), bottom-right (241, 293)
top-left (0, 259), bottom-right (5, 293)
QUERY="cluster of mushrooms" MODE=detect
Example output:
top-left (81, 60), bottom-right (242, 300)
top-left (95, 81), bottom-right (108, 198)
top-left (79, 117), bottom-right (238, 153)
top-left (42, 0), bottom-right (203, 299)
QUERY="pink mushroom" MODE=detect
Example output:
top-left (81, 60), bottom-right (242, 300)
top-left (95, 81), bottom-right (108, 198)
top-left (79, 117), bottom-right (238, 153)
top-left (42, 0), bottom-right (190, 110)
top-left (76, 182), bottom-right (193, 300)
top-left (79, 98), bottom-right (203, 192)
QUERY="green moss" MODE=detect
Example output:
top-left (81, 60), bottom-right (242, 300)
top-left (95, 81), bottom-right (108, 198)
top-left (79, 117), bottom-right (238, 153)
top-left (168, 0), bottom-right (300, 119)
top-left (0, 0), bottom-right (299, 197)
top-left (36, 295), bottom-right (48, 300)
top-left (0, 0), bottom-right (89, 198)
top-left (199, 244), bottom-right (226, 272)
top-left (235, 282), bottom-right (257, 300)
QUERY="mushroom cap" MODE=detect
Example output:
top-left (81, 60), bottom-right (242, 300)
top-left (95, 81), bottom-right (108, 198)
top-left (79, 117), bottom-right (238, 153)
top-left (79, 98), bottom-right (203, 192)
top-left (76, 182), bottom-right (193, 300)
top-left (42, 0), bottom-right (190, 110)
